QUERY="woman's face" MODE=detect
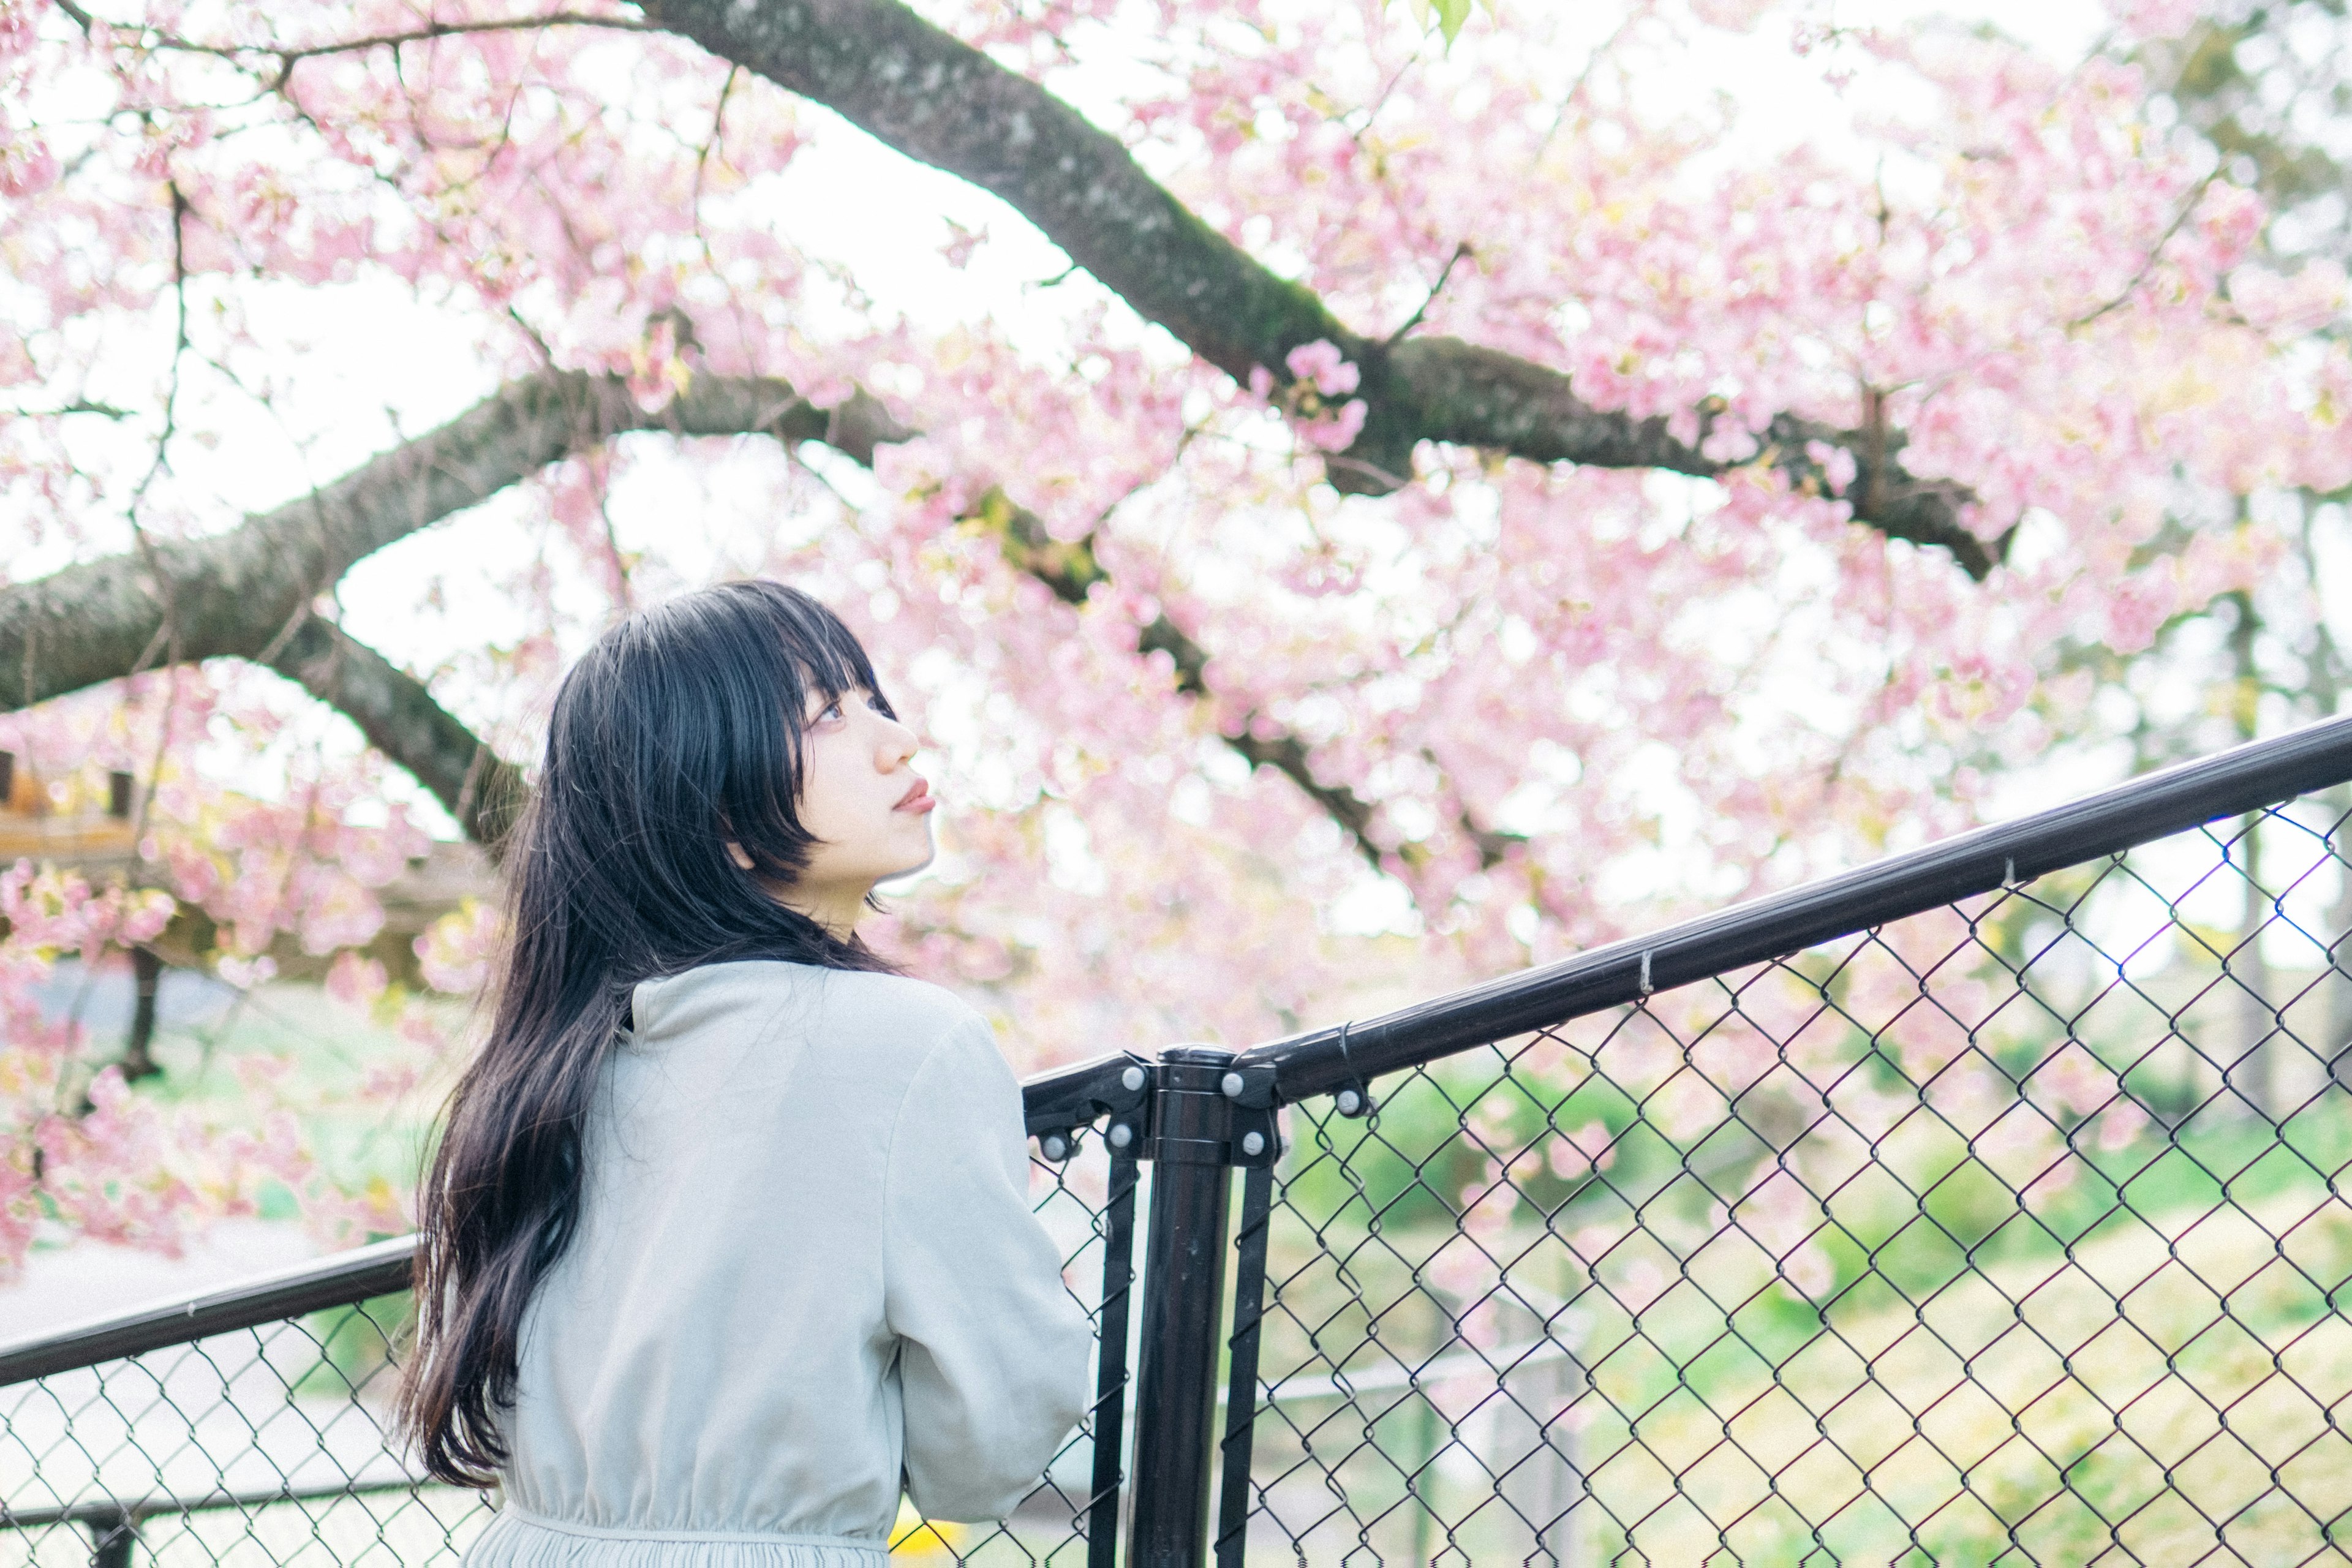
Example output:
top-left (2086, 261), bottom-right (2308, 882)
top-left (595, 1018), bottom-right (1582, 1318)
top-left (729, 684), bottom-right (935, 933)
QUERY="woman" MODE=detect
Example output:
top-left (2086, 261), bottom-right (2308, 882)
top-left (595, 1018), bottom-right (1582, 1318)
top-left (397, 581), bottom-right (1093, 1566)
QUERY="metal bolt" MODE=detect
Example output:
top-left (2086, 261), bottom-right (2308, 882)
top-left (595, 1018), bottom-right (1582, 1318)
top-left (1241, 1130), bottom-right (1267, 1156)
top-left (1109, 1122), bottom-right (1133, 1149)
top-left (1122, 1065), bottom-right (1146, 1092)
top-left (1335, 1088), bottom-right (1362, 1115)
top-left (1041, 1133), bottom-right (1069, 1161)
top-left (1221, 1071), bottom-right (1245, 1098)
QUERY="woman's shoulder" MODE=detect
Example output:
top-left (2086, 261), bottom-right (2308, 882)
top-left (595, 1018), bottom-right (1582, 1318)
top-left (815, 966), bottom-right (991, 1046)
top-left (631, 960), bottom-right (988, 1058)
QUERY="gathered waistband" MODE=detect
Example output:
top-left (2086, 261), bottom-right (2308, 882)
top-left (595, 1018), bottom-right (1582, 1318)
top-left (464, 1505), bottom-right (891, 1566)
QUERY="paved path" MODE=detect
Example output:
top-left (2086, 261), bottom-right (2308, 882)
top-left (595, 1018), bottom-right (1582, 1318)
top-left (2, 1221), bottom-right (321, 1340)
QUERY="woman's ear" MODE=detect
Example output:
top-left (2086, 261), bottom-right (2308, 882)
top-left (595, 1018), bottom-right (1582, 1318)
top-left (724, 840), bottom-right (756, 872)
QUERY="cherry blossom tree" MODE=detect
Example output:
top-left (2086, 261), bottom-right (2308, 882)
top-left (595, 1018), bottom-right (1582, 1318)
top-left (2, 0), bottom-right (2345, 1267)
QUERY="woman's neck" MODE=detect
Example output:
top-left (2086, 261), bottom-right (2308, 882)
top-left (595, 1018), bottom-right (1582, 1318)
top-left (766, 876), bottom-right (868, 940)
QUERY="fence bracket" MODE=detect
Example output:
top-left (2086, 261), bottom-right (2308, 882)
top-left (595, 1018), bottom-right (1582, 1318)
top-left (1025, 1051), bottom-right (1156, 1162)
top-left (1209, 1063), bottom-right (1284, 1169)
top-left (1033, 1047), bottom-right (1287, 1564)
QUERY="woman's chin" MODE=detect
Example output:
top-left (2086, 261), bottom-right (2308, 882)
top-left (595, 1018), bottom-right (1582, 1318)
top-left (880, 839), bottom-right (938, 887)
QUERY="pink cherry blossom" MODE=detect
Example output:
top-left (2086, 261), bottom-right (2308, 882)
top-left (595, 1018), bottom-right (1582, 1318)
top-left (1284, 339), bottom-right (1360, 398)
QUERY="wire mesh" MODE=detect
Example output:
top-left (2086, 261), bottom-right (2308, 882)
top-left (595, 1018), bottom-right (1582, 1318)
top-left (1234, 794), bottom-right (2352, 1567)
top-left (0, 1139), bottom-right (1127, 1567)
top-left (0, 1292), bottom-right (488, 1566)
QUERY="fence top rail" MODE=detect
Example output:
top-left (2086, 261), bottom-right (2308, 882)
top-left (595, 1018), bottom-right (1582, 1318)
top-left (0, 1233), bottom-right (418, 1390)
top-left (1236, 712), bottom-right (2352, 1101)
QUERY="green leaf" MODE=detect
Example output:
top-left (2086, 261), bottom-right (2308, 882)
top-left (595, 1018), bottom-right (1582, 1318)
top-left (1390, 0), bottom-right (1484, 45)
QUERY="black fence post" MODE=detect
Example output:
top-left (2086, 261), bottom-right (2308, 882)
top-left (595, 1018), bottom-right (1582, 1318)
top-left (1125, 1047), bottom-right (1238, 1568)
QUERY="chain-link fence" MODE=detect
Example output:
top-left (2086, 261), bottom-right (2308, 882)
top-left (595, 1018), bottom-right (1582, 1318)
top-left (9, 721), bottom-right (2352, 1568)
top-left (1231, 792), bottom-right (2352, 1566)
top-left (0, 1139), bottom-right (1133, 1566)
top-left (0, 1286), bottom-right (481, 1567)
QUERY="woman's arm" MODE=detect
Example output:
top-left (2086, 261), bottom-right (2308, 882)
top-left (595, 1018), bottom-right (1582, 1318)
top-left (883, 1014), bottom-right (1094, 1523)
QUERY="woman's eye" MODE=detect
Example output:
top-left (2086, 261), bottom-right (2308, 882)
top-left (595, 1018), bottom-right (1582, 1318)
top-left (809, 688), bottom-right (877, 728)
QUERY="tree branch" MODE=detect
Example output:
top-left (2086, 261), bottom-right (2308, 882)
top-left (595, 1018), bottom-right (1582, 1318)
top-left (84, 10), bottom-right (655, 91)
top-left (0, 371), bottom-right (897, 846)
top-left (262, 617), bottom-right (526, 846)
top-left (0, 369), bottom-right (907, 711)
top-left (652, 0), bottom-right (2002, 576)
top-left (2068, 167), bottom-right (2222, 332)
top-left (971, 485), bottom-right (1415, 872)
top-left (5, 371), bottom-right (1413, 865)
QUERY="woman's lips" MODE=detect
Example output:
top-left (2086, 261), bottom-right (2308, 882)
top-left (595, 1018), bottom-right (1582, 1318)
top-left (894, 778), bottom-right (936, 813)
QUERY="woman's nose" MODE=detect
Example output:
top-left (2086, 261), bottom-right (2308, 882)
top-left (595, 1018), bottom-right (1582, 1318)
top-left (876, 714), bottom-right (919, 768)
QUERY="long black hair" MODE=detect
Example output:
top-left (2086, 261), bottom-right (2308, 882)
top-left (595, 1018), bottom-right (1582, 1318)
top-left (397, 580), bottom-right (902, 1487)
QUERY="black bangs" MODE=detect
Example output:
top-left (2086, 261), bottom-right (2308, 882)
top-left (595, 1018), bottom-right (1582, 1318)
top-left (775, 587), bottom-right (893, 722)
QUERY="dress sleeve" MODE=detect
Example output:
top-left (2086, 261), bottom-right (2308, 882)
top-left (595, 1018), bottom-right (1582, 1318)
top-left (884, 1014), bottom-right (1094, 1523)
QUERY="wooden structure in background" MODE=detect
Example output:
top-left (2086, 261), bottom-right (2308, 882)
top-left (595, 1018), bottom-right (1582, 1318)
top-left (0, 752), bottom-right (140, 873)
top-left (0, 750), bottom-right (493, 1076)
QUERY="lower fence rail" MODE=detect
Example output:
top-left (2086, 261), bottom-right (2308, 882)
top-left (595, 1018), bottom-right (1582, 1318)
top-left (7, 717), bottom-right (2352, 1567)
